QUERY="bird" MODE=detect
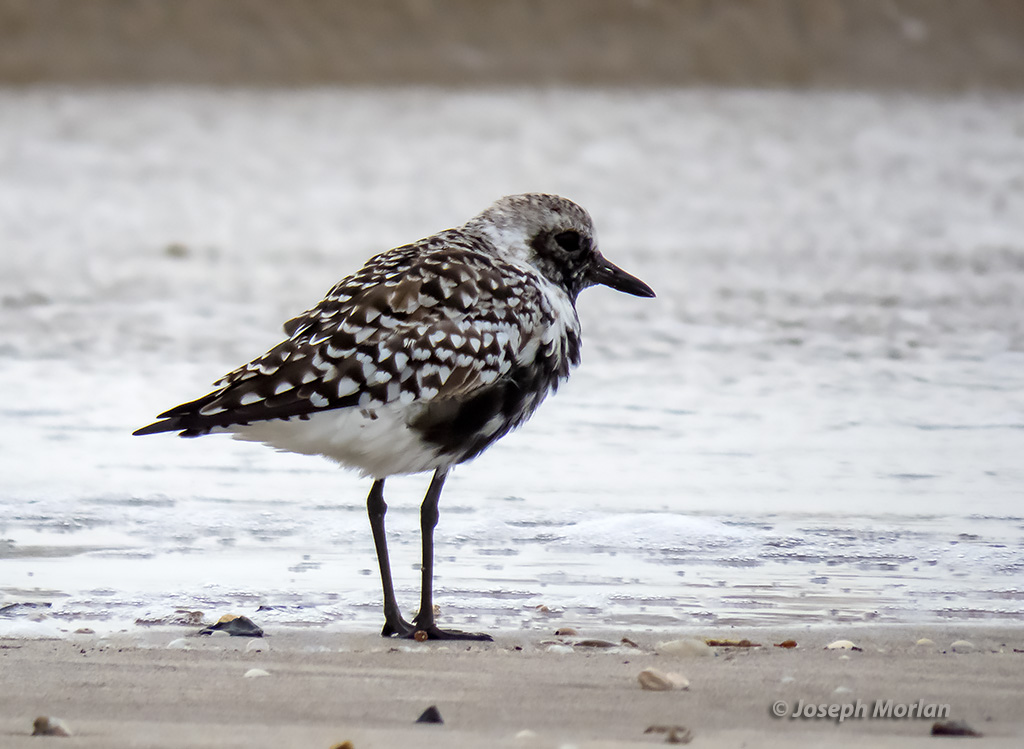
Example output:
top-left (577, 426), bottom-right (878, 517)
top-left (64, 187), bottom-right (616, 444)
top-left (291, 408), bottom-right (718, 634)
top-left (134, 193), bottom-right (655, 640)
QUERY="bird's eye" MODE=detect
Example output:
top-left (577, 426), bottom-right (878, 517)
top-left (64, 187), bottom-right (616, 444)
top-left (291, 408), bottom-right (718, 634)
top-left (554, 230), bottom-right (585, 253)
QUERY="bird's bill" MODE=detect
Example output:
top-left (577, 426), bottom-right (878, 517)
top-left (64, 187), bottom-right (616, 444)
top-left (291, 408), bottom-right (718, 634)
top-left (589, 255), bottom-right (656, 298)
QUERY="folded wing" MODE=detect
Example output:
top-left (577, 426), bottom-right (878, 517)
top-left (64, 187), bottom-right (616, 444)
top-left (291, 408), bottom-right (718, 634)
top-left (134, 244), bottom-right (540, 437)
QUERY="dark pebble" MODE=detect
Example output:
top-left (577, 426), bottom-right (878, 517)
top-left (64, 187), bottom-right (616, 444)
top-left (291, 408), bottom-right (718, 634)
top-left (198, 615), bottom-right (264, 637)
top-left (416, 705), bottom-right (444, 724)
top-left (931, 719), bottom-right (982, 737)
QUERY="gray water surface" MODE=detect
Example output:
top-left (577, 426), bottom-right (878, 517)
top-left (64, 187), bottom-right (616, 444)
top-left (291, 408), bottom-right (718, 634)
top-left (1, 88), bottom-right (1022, 636)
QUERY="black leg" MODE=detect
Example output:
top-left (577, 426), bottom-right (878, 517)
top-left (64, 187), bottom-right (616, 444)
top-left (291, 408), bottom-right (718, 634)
top-left (412, 469), bottom-right (445, 628)
top-left (407, 469), bottom-right (492, 641)
top-left (366, 478), bottom-right (414, 637)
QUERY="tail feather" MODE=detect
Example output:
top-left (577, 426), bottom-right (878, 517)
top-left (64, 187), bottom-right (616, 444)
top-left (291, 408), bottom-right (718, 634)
top-left (132, 418), bottom-right (194, 437)
top-left (133, 391), bottom-right (224, 437)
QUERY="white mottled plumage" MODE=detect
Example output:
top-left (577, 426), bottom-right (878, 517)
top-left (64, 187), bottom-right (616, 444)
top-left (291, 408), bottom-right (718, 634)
top-left (135, 193), bottom-right (654, 640)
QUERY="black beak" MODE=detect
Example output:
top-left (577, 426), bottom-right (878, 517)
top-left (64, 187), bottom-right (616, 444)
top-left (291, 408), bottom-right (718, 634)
top-left (589, 254), bottom-right (656, 298)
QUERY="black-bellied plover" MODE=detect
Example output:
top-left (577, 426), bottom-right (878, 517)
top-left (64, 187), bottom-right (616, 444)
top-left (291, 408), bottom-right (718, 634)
top-left (135, 193), bottom-right (655, 640)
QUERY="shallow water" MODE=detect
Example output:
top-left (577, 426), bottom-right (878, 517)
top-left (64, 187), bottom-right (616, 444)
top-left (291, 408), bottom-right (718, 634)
top-left (1, 88), bottom-right (1023, 636)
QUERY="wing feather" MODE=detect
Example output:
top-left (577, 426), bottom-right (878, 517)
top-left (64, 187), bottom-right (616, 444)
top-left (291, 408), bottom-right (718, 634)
top-left (134, 241), bottom-right (546, 437)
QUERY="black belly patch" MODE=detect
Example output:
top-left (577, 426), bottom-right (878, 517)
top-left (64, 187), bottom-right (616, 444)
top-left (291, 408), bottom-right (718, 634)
top-left (410, 363), bottom-right (557, 464)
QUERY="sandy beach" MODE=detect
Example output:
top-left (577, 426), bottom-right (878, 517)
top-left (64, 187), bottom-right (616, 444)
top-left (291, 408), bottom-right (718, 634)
top-left (1, 624), bottom-right (1021, 747)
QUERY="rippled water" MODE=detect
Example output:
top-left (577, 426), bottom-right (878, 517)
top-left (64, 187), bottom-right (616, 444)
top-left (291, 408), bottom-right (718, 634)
top-left (1, 88), bottom-right (1023, 636)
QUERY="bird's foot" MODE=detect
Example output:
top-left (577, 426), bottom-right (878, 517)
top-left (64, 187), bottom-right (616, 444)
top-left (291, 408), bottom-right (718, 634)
top-left (402, 622), bottom-right (493, 642)
top-left (380, 617), bottom-right (416, 638)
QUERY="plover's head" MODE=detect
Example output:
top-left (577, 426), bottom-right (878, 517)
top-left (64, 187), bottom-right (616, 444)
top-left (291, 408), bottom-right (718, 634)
top-left (466, 193), bottom-right (655, 301)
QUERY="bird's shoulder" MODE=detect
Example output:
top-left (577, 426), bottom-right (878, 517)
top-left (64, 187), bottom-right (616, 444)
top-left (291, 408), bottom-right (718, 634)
top-left (284, 232), bottom-right (543, 339)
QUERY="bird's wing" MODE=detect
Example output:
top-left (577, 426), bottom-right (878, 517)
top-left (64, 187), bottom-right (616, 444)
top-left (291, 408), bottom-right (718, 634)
top-left (134, 243), bottom-right (547, 437)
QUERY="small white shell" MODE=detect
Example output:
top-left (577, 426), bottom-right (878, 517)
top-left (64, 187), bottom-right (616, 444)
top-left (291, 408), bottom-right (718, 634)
top-left (656, 638), bottom-right (713, 657)
top-left (32, 717), bottom-right (71, 737)
top-left (915, 638), bottom-right (936, 648)
top-left (638, 668), bottom-right (689, 691)
top-left (950, 640), bottom-right (975, 653)
top-left (244, 668), bottom-right (271, 678)
top-left (825, 640), bottom-right (859, 650)
top-left (166, 638), bottom-right (190, 650)
top-left (246, 639), bottom-right (268, 652)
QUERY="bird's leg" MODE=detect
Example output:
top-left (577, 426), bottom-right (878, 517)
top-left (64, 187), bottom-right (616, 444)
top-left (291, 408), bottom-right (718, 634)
top-left (366, 478), bottom-right (414, 637)
top-left (407, 468), bottom-right (493, 641)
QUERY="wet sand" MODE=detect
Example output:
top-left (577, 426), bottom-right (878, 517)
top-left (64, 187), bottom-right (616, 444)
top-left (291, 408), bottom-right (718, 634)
top-left (1, 625), bottom-right (1022, 747)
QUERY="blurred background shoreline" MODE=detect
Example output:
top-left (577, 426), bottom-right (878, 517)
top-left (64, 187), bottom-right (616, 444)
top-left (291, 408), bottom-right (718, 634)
top-left (1, 0), bottom-right (1023, 90)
